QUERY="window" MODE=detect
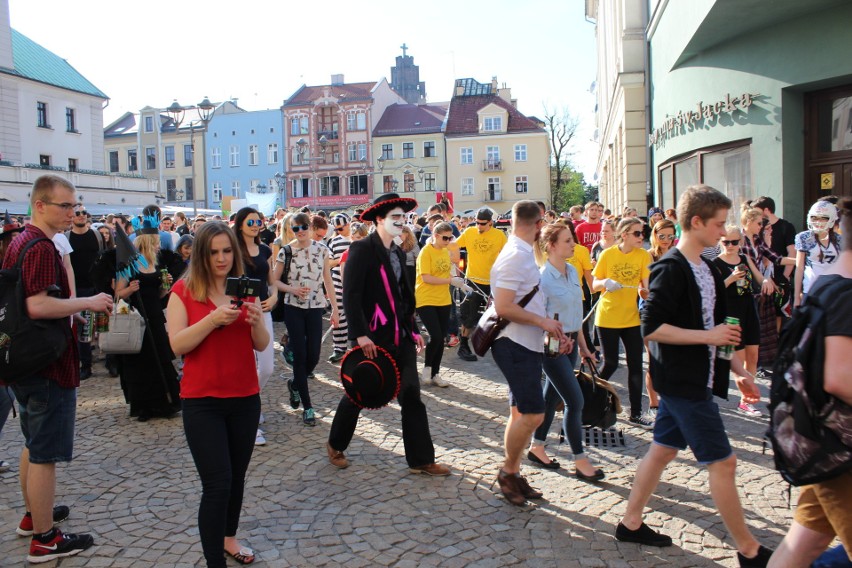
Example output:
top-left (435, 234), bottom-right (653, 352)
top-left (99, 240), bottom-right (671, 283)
top-left (37, 102), bottom-right (48, 128)
top-left (211, 147), bottom-right (221, 168)
top-left (248, 144), bottom-right (258, 166)
top-left (144, 116), bottom-right (154, 133)
top-left (185, 178), bottom-right (194, 200)
top-left (424, 141), bottom-right (436, 158)
top-left (332, 151), bottom-right (339, 164)
top-left (146, 147), bottom-right (156, 170)
top-left (39, 154), bottom-right (50, 167)
top-left (486, 146), bottom-right (500, 163)
top-left (212, 183), bottom-right (222, 203)
top-left (349, 174), bottom-right (368, 195)
top-left (487, 177), bottom-right (501, 201)
top-left (165, 145), bottom-right (175, 168)
top-left (347, 112), bottom-right (366, 131)
top-left (229, 145), bottom-right (239, 167)
top-left (184, 144), bottom-right (193, 167)
top-left (166, 179), bottom-right (177, 200)
top-left (68, 158), bottom-right (77, 172)
top-left (319, 176), bottom-right (340, 196)
top-left (65, 108), bottom-right (76, 132)
top-left (403, 172), bottom-right (415, 192)
top-left (291, 147), bottom-right (303, 166)
top-left (514, 144), bottom-right (527, 161)
top-left (127, 149), bottom-right (137, 171)
top-left (318, 106), bottom-right (338, 139)
top-left (383, 175), bottom-right (395, 193)
top-left (403, 142), bottom-right (414, 159)
top-left (358, 143), bottom-right (367, 161)
top-left (515, 175), bottom-right (528, 193)
top-left (381, 144), bottom-right (393, 160)
top-left (290, 116), bottom-right (309, 135)
top-left (461, 178), bottom-right (474, 196)
top-left (250, 179), bottom-right (261, 191)
top-left (292, 178), bottom-right (309, 198)
top-left (460, 147), bottom-right (473, 164)
top-left (348, 143), bottom-right (357, 162)
top-left (483, 116), bottom-right (502, 131)
top-left (268, 143), bottom-right (278, 164)
top-left (424, 172), bottom-right (436, 192)
top-left (231, 180), bottom-right (240, 196)
top-left (108, 151), bottom-right (119, 173)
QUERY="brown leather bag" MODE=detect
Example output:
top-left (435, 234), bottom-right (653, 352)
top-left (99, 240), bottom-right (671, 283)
top-left (470, 285), bottom-right (539, 357)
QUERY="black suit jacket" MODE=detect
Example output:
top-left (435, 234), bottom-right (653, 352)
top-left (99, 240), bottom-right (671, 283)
top-left (343, 232), bottom-right (417, 349)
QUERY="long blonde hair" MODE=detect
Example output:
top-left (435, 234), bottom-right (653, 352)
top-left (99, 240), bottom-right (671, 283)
top-left (182, 222), bottom-right (244, 302)
top-left (135, 233), bottom-right (160, 266)
top-left (650, 219), bottom-right (676, 261)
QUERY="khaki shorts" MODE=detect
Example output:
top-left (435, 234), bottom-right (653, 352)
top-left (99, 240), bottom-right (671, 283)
top-left (794, 471), bottom-right (852, 552)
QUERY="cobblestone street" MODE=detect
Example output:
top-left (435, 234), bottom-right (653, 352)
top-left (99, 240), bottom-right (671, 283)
top-left (0, 322), bottom-right (794, 567)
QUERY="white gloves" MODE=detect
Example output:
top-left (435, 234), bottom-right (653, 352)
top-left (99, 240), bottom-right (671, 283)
top-left (603, 278), bottom-right (622, 292)
top-left (450, 277), bottom-right (472, 293)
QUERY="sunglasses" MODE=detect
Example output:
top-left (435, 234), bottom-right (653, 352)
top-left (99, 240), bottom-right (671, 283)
top-left (656, 234), bottom-right (675, 241)
top-left (722, 239), bottom-right (740, 246)
top-left (74, 210), bottom-right (88, 217)
top-left (476, 221), bottom-right (489, 226)
top-left (628, 230), bottom-right (644, 238)
top-left (245, 219), bottom-right (263, 227)
top-left (439, 235), bottom-right (454, 242)
top-left (291, 224), bottom-right (310, 233)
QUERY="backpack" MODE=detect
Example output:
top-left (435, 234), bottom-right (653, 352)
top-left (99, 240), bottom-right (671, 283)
top-left (270, 244), bottom-right (292, 323)
top-left (0, 238), bottom-right (71, 383)
top-left (766, 275), bottom-right (852, 486)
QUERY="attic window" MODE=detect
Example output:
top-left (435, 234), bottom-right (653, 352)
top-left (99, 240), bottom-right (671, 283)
top-left (483, 116), bottom-right (502, 132)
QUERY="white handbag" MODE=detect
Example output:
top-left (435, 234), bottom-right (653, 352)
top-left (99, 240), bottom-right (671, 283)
top-left (98, 307), bottom-right (146, 354)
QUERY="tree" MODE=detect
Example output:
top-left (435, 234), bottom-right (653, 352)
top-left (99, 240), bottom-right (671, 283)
top-left (543, 105), bottom-right (579, 209)
top-left (550, 166), bottom-right (599, 213)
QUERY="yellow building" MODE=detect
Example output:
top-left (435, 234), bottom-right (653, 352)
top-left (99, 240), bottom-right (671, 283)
top-left (444, 78), bottom-right (550, 214)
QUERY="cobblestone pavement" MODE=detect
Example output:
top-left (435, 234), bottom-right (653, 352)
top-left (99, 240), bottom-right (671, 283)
top-left (0, 322), bottom-right (796, 567)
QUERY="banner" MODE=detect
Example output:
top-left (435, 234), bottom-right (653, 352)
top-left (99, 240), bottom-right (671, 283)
top-left (244, 192), bottom-right (276, 216)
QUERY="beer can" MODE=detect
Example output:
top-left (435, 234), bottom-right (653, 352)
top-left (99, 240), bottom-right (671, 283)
top-left (95, 311), bottom-right (109, 333)
top-left (717, 316), bottom-right (740, 360)
top-left (79, 310), bottom-right (93, 343)
top-left (160, 269), bottom-right (171, 291)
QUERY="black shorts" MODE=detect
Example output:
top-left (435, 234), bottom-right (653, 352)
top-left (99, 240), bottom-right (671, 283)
top-left (460, 282), bottom-right (490, 329)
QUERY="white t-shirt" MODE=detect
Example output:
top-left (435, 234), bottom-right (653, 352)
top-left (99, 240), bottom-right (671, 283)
top-left (490, 235), bottom-right (546, 352)
top-left (52, 233), bottom-right (73, 257)
top-left (688, 259), bottom-right (716, 388)
top-left (795, 230), bottom-right (840, 294)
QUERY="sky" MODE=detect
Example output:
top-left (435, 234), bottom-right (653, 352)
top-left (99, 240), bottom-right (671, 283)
top-left (9, 0), bottom-right (600, 180)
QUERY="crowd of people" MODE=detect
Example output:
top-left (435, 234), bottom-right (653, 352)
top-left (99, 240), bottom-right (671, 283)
top-left (0, 173), bottom-right (849, 567)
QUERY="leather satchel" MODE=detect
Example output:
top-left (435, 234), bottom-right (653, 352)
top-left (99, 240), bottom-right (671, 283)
top-left (470, 285), bottom-right (539, 357)
top-left (576, 362), bottom-right (622, 429)
top-left (99, 307), bottom-right (146, 354)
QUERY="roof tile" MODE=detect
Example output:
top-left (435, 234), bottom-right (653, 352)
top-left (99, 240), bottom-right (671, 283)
top-left (445, 94), bottom-right (542, 136)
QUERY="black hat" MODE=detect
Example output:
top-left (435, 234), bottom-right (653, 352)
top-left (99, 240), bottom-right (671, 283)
top-left (476, 207), bottom-right (494, 222)
top-left (0, 210), bottom-right (23, 236)
top-left (339, 345), bottom-right (401, 409)
top-left (361, 193), bottom-right (417, 222)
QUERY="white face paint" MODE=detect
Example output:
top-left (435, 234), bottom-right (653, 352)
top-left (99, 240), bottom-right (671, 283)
top-left (382, 207), bottom-right (405, 237)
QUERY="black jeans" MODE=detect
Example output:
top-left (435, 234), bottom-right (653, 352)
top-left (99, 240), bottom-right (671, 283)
top-left (597, 325), bottom-right (644, 417)
top-left (283, 305), bottom-right (323, 410)
top-left (328, 340), bottom-right (436, 467)
top-left (417, 304), bottom-right (451, 377)
top-left (182, 395), bottom-right (260, 568)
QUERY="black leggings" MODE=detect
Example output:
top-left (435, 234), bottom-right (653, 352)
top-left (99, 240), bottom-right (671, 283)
top-left (182, 395), bottom-right (260, 568)
top-left (417, 304), bottom-right (451, 377)
top-left (597, 326), bottom-right (644, 417)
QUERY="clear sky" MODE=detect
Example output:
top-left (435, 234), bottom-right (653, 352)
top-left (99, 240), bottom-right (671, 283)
top-left (9, 0), bottom-right (600, 180)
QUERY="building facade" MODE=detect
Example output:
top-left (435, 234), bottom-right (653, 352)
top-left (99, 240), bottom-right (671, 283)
top-left (389, 44), bottom-right (426, 105)
top-left (444, 78), bottom-right (551, 214)
top-left (587, 0), bottom-right (649, 215)
top-left (648, 0), bottom-right (852, 225)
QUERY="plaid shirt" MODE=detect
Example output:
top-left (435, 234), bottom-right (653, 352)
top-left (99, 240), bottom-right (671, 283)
top-left (2, 225), bottom-right (79, 388)
top-left (741, 233), bottom-right (783, 268)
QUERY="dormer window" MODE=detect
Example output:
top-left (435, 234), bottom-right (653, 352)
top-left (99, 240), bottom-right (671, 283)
top-left (483, 116), bottom-right (502, 132)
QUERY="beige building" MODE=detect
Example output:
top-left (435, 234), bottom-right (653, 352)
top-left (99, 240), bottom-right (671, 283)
top-left (587, 0), bottom-right (649, 214)
top-left (444, 78), bottom-right (550, 214)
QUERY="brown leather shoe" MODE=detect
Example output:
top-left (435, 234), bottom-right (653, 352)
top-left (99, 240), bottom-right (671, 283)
top-left (326, 443), bottom-right (349, 469)
top-left (515, 474), bottom-right (543, 499)
top-left (409, 463), bottom-right (451, 476)
top-left (497, 470), bottom-right (527, 506)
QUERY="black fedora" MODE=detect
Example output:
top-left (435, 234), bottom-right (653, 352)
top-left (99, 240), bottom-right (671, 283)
top-left (339, 345), bottom-right (401, 409)
top-left (360, 192), bottom-right (417, 222)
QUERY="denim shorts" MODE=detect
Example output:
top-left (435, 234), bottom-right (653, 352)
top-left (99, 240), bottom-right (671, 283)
top-left (11, 376), bottom-right (77, 464)
top-left (491, 337), bottom-right (545, 414)
top-left (653, 390), bottom-right (732, 465)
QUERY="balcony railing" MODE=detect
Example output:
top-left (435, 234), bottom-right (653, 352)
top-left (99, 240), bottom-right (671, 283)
top-left (481, 159), bottom-right (503, 172)
top-left (483, 189), bottom-right (502, 202)
top-left (317, 130), bottom-right (339, 141)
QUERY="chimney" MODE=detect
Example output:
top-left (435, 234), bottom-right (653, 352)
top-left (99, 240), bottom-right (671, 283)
top-left (497, 84), bottom-right (513, 105)
top-left (0, 0), bottom-right (14, 70)
top-left (331, 74), bottom-right (344, 86)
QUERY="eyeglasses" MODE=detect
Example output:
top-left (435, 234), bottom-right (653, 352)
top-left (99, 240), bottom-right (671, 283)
top-left (628, 230), bottom-right (644, 238)
top-left (439, 235), bottom-right (454, 242)
top-left (42, 201), bottom-right (76, 211)
top-left (74, 210), bottom-right (88, 217)
top-left (722, 239), bottom-right (740, 246)
top-left (656, 234), bottom-right (675, 241)
top-left (245, 219), bottom-right (263, 227)
top-left (291, 224), bottom-right (310, 233)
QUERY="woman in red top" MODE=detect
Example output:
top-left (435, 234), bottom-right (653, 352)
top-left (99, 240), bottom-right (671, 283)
top-left (167, 222), bottom-right (269, 567)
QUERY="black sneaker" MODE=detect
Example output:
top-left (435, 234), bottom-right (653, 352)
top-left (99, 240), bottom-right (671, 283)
top-left (327, 350), bottom-right (346, 364)
top-left (615, 522), bottom-right (672, 547)
top-left (628, 415), bottom-right (654, 430)
top-left (79, 367), bottom-right (92, 380)
top-left (28, 529), bottom-right (94, 563)
top-left (737, 545), bottom-right (773, 568)
top-left (17, 505), bottom-right (71, 536)
top-left (457, 344), bottom-right (477, 362)
top-left (287, 379), bottom-right (301, 409)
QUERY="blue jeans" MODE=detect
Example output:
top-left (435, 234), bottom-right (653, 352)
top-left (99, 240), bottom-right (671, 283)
top-left (492, 337), bottom-right (545, 414)
top-left (534, 342), bottom-right (584, 456)
top-left (283, 305), bottom-right (323, 410)
top-left (11, 376), bottom-right (77, 464)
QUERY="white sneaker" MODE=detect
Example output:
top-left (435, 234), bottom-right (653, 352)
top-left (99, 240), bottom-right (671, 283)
top-left (259, 412), bottom-right (265, 425)
top-left (737, 402), bottom-right (762, 417)
top-left (255, 429), bottom-right (266, 446)
top-left (421, 369), bottom-right (431, 387)
top-left (431, 374), bottom-right (449, 388)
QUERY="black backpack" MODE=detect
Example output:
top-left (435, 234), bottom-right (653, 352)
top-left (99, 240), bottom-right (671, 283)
top-left (0, 238), bottom-right (71, 383)
top-left (766, 275), bottom-right (852, 486)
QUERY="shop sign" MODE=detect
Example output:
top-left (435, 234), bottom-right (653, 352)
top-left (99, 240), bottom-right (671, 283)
top-left (821, 172), bottom-right (835, 190)
top-left (649, 93), bottom-right (759, 148)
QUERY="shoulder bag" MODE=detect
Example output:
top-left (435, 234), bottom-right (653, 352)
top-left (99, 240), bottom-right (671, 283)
top-left (98, 301), bottom-right (146, 354)
top-left (470, 285), bottom-right (539, 357)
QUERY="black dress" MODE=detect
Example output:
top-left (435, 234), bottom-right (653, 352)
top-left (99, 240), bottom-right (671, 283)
top-left (120, 270), bottom-right (181, 420)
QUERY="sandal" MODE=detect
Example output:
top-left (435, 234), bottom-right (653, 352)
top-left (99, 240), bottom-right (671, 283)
top-left (225, 547), bottom-right (255, 565)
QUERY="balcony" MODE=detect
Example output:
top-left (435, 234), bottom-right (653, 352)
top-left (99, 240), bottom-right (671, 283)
top-left (481, 159), bottom-right (503, 172)
top-left (483, 189), bottom-right (502, 202)
top-left (317, 130), bottom-right (339, 141)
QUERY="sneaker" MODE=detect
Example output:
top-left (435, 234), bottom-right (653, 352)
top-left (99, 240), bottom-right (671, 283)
top-left (647, 407), bottom-right (658, 420)
top-left (254, 429), bottom-right (266, 446)
top-left (0, 459), bottom-right (9, 472)
top-left (615, 522), bottom-right (673, 547)
top-left (17, 506), bottom-right (70, 537)
top-left (430, 374), bottom-right (449, 388)
top-left (446, 334), bottom-right (460, 348)
top-left (737, 402), bottom-right (763, 417)
top-left (287, 378), bottom-right (301, 409)
top-left (628, 415), bottom-right (654, 430)
top-left (420, 369), bottom-right (431, 387)
top-left (28, 529), bottom-right (94, 563)
top-left (328, 350), bottom-right (346, 364)
top-left (258, 412), bottom-right (265, 425)
top-left (457, 344), bottom-right (477, 362)
top-left (737, 545), bottom-right (774, 568)
top-left (303, 408), bottom-right (316, 426)
top-left (79, 367), bottom-right (92, 380)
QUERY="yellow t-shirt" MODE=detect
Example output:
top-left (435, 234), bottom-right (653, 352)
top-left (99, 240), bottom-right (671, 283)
top-left (415, 243), bottom-right (452, 308)
top-left (456, 226), bottom-right (507, 285)
top-left (592, 245), bottom-right (651, 328)
top-left (566, 244), bottom-right (592, 299)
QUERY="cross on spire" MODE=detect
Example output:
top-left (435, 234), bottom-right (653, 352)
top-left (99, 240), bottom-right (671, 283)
top-left (400, 43), bottom-right (408, 57)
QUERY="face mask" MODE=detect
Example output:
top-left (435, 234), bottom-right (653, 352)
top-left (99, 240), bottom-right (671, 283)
top-left (383, 208), bottom-right (404, 237)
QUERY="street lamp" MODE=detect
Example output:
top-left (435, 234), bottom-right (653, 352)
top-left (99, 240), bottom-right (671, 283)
top-left (295, 136), bottom-right (328, 162)
top-left (273, 172), bottom-right (286, 208)
top-left (165, 96), bottom-right (215, 216)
